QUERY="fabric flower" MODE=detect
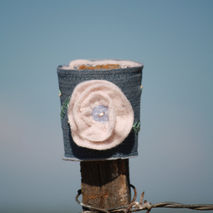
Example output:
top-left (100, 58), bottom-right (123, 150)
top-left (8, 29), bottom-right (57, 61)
top-left (67, 80), bottom-right (134, 150)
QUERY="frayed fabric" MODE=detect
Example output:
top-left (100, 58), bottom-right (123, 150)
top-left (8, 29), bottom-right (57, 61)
top-left (68, 80), bottom-right (134, 150)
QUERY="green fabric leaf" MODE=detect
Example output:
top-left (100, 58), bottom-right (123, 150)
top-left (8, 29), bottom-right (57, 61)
top-left (60, 96), bottom-right (70, 120)
top-left (133, 121), bottom-right (140, 134)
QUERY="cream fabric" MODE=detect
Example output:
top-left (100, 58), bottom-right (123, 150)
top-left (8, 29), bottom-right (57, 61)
top-left (67, 80), bottom-right (134, 150)
top-left (62, 59), bottom-right (142, 70)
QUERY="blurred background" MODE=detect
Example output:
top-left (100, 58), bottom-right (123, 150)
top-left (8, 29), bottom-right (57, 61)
top-left (0, 0), bottom-right (212, 212)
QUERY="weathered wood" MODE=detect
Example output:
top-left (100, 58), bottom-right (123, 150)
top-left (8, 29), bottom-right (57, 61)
top-left (80, 159), bottom-right (131, 210)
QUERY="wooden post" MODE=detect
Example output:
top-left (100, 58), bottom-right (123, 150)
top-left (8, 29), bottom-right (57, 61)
top-left (80, 159), bottom-right (131, 211)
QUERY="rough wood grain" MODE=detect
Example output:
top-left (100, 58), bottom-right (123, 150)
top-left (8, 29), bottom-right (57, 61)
top-left (80, 159), bottom-right (130, 210)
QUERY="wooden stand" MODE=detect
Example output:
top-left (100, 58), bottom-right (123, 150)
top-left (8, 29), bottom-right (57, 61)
top-left (80, 159), bottom-right (131, 211)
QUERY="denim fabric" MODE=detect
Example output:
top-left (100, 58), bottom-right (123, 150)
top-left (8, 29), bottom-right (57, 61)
top-left (57, 65), bottom-right (143, 161)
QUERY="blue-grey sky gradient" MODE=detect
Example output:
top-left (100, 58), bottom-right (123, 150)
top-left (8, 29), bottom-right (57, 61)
top-left (0, 0), bottom-right (212, 212)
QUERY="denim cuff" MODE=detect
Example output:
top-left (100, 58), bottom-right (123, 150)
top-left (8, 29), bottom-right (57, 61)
top-left (57, 64), bottom-right (143, 161)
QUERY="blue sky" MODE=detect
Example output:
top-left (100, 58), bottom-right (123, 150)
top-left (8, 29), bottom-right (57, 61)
top-left (0, 0), bottom-right (213, 212)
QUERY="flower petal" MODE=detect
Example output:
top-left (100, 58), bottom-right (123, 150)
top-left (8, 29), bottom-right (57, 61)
top-left (67, 80), bottom-right (134, 150)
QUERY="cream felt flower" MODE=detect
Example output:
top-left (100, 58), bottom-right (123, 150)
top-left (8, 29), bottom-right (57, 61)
top-left (67, 80), bottom-right (134, 150)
